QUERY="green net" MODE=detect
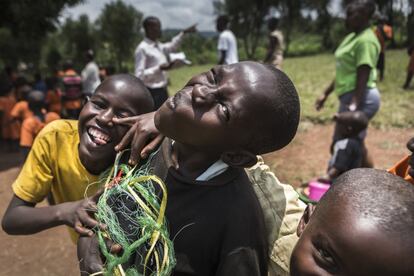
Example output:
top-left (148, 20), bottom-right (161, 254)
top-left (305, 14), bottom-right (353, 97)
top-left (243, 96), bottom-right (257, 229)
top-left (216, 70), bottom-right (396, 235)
top-left (95, 151), bottom-right (176, 276)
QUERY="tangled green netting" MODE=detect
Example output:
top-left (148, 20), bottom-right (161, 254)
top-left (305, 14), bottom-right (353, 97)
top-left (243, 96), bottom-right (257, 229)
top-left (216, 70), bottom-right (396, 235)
top-left (94, 151), bottom-right (176, 276)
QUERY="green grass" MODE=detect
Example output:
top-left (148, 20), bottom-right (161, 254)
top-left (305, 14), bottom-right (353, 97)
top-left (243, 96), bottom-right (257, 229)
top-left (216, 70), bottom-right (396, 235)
top-left (168, 49), bottom-right (414, 128)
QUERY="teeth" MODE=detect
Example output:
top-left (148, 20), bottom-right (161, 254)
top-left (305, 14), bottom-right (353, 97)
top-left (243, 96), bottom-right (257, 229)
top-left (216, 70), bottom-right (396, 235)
top-left (87, 127), bottom-right (111, 144)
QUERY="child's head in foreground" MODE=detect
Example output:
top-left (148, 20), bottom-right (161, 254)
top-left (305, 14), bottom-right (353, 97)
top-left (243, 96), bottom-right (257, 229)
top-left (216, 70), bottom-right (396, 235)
top-left (290, 168), bottom-right (414, 276)
top-left (154, 61), bottom-right (300, 167)
top-left (334, 111), bottom-right (368, 140)
top-left (78, 74), bottom-right (154, 174)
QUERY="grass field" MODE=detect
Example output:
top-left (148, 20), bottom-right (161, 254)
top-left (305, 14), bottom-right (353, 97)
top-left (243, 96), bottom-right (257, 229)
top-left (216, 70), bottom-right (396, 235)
top-left (168, 49), bottom-right (414, 128)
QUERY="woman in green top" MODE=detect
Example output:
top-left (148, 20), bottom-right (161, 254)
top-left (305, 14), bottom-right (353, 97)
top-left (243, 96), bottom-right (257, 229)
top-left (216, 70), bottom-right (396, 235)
top-left (315, 0), bottom-right (380, 167)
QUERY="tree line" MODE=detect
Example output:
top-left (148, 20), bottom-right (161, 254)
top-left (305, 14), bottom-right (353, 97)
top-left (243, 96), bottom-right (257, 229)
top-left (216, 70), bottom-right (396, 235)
top-left (0, 0), bottom-right (413, 73)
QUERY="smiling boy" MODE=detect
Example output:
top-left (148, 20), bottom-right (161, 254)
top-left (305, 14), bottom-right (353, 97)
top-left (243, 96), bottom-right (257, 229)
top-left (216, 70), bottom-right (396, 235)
top-left (290, 168), bottom-right (414, 276)
top-left (2, 74), bottom-right (154, 242)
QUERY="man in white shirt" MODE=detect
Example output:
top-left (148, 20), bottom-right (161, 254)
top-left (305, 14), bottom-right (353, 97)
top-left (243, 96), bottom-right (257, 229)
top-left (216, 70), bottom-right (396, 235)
top-left (81, 50), bottom-right (101, 97)
top-left (134, 16), bottom-right (196, 109)
top-left (216, 15), bottom-right (238, 65)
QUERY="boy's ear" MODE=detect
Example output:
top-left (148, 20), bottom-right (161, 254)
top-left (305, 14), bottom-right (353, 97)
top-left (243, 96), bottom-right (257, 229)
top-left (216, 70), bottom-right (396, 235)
top-left (221, 150), bottom-right (258, 168)
top-left (297, 204), bottom-right (316, 237)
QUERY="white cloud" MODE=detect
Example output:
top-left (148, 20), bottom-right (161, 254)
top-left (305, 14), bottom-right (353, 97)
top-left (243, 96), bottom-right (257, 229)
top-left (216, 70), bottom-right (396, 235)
top-left (62, 0), bottom-right (216, 31)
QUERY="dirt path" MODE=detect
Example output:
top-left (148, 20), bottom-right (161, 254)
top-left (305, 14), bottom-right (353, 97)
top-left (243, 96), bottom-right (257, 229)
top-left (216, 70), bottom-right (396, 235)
top-left (0, 124), bottom-right (411, 275)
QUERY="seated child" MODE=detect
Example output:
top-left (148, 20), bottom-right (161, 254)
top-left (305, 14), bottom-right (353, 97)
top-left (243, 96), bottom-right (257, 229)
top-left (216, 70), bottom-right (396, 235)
top-left (290, 168), bottom-right (414, 276)
top-left (20, 90), bottom-right (60, 158)
top-left (80, 61), bottom-right (301, 276)
top-left (10, 84), bottom-right (33, 122)
top-left (388, 136), bottom-right (414, 184)
top-left (325, 111), bottom-right (368, 181)
top-left (0, 77), bottom-right (20, 151)
top-left (1, 74), bottom-right (154, 242)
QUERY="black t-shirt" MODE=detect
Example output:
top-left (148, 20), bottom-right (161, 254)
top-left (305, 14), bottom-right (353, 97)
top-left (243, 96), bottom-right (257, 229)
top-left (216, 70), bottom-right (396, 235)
top-left (123, 139), bottom-right (269, 276)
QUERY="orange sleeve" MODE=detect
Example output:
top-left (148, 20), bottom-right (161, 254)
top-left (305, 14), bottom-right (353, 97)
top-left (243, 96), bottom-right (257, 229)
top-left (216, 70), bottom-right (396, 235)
top-left (388, 156), bottom-right (414, 185)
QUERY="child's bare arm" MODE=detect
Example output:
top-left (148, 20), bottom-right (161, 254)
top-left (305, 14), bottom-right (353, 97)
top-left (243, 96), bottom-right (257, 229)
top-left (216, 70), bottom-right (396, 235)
top-left (2, 192), bottom-right (103, 236)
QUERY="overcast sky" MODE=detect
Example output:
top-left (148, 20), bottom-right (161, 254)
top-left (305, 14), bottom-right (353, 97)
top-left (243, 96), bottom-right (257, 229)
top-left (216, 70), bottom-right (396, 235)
top-left (62, 0), bottom-right (346, 31)
top-left (62, 0), bottom-right (216, 31)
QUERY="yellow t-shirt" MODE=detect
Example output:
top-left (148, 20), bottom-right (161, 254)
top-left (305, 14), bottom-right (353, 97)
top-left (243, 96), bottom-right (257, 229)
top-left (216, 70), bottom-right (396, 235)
top-left (12, 119), bottom-right (101, 242)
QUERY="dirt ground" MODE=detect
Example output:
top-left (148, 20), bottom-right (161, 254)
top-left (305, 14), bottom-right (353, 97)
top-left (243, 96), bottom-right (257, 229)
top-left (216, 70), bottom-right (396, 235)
top-left (0, 123), bottom-right (412, 275)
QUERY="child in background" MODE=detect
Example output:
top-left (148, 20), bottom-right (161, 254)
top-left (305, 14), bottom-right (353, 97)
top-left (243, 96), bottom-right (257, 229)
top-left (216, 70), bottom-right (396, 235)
top-left (388, 136), bottom-right (414, 184)
top-left (2, 74), bottom-right (154, 244)
top-left (0, 77), bottom-right (20, 151)
top-left (61, 60), bottom-right (83, 119)
top-left (45, 76), bottom-right (62, 115)
top-left (20, 90), bottom-right (60, 158)
top-left (10, 85), bottom-right (33, 122)
top-left (324, 111), bottom-right (368, 181)
top-left (290, 168), bottom-right (414, 276)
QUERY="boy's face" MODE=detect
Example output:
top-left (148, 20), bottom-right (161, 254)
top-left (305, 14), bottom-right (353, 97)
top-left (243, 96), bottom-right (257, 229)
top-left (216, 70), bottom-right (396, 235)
top-left (290, 201), bottom-right (414, 276)
top-left (145, 19), bottom-right (161, 41)
top-left (155, 62), bottom-right (273, 153)
top-left (78, 80), bottom-right (150, 174)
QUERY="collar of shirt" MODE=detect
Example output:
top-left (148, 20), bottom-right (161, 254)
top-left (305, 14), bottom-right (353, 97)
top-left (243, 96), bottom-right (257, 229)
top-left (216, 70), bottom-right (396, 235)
top-left (170, 140), bottom-right (229, 181)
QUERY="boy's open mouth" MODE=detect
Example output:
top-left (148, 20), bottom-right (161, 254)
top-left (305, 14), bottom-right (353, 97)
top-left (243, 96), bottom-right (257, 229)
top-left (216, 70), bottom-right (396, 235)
top-left (87, 126), bottom-right (112, 146)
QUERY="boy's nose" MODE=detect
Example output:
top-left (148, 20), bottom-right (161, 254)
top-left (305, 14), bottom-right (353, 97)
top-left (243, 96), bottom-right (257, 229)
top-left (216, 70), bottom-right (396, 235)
top-left (191, 84), bottom-right (216, 107)
top-left (96, 109), bottom-right (114, 127)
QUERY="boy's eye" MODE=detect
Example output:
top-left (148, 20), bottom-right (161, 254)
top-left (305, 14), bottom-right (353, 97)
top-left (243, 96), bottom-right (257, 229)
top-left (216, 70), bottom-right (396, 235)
top-left (91, 100), bottom-right (106, 109)
top-left (316, 248), bottom-right (338, 272)
top-left (219, 103), bottom-right (230, 121)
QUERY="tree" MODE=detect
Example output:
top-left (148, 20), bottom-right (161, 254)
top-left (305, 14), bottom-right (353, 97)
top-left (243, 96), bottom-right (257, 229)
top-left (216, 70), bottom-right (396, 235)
top-left (304, 0), bottom-right (334, 50)
top-left (0, 0), bottom-right (83, 67)
top-left (60, 15), bottom-right (97, 69)
top-left (97, 0), bottom-right (143, 72)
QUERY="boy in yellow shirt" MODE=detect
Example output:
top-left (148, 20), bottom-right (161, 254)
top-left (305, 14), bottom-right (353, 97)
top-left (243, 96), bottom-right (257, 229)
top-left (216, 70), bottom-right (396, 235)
top-left (2, 74), bottom-right (154, 242)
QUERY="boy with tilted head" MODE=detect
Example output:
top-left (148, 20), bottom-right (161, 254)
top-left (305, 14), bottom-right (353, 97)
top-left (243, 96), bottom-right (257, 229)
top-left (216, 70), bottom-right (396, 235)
top-left (153, 61), bottom-right (300, 275)
top-left (291, 168), bottom-right (414, 276)
top-left (79, 61), bottom-right (301, 276)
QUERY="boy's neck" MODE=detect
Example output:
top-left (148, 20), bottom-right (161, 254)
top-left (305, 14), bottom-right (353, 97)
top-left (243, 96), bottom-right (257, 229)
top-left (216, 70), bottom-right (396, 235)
top-left (172, 142), bottom-right (223, 180)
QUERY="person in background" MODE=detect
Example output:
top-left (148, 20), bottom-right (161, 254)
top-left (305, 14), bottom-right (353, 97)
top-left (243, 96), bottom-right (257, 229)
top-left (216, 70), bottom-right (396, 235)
top-left (81, 50), bottom-right (101, 98)
top-left (374, 15), bottom-right (393, 81)
top-left (60, 60), bottom-right (83, 119)
top-left (20, 90), bottom-right (60, 158)
top-left (45, 75), bottom-right (62, 115)
top-left (33, 72), bottom-right (47, 94)
top-left (0, 76), bottom-right (20, 151)
top-left (134, 16), bottom-right (196, 110)
top-left (216, 15), bottom-right (238, 65)
top-left (403, 44), bottom-right (414, 89)
top-left (323, 111), bottom-right (368, 181)
top-left (264, 17), bottom-right (285, 70)
top-left (315, 0), bottom-right (380, 168)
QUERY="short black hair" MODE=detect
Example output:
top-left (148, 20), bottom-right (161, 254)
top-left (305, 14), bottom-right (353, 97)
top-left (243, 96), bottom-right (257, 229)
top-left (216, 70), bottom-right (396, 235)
top-left (99, 74), bottom-right (154, 113)
top-left (143, 16), bottom-right (160, 31)
top-left (27, 90), bottom-right (45, 111)
top-left (268, 17), bottom-right (279, 30)
top-left (216, 15), bottom-right (229, 26)
top-left (335, 111), bottom-right (368, 135)
top-left (246, 64), bottom-right (300, 154)
top-left (319, 168), bottom-right (414, 242)
top-left (347, 0), bottom-right (376, 18)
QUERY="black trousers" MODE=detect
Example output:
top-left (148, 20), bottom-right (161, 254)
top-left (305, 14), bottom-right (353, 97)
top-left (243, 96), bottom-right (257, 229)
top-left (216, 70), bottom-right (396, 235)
top-left (147, 86), bottom-right (168, 110)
